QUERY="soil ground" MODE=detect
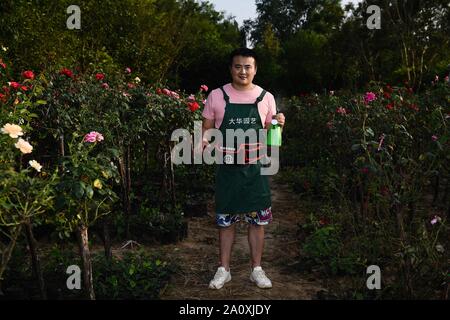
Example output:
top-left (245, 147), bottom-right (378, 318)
top-left (159, 177), bottom-right (325, 300)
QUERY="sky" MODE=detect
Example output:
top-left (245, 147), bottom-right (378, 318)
top-left (207, 0), bottom-right (363, 26)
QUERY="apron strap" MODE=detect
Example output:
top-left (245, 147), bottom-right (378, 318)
top-left (220, 87), bottom-right (230, 103)
top-left (255, 90), bottom-right (267, 103)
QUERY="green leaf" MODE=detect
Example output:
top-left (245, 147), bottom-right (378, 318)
top-left (36, 100), bottom-right (47, 105)
top-left (364, 127), bottom-right (374, 137)
top-left (86, 185), bottom-right (94, 199)
top-left (73, 182), bottom-right (85, 199)
top-left (129, 265), bottom-right (135, 275)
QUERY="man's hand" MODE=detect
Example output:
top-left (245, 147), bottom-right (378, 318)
top-left (274, 113), bottom-right (285, 127)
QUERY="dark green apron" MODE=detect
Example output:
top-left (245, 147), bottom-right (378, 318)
top-left (215, 86), bottom-right (271, 214)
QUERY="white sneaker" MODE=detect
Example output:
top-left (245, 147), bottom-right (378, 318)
top-left (250, 266), bottom-right (272, 288)
top-left (209, 267), bottom-right (231, 289)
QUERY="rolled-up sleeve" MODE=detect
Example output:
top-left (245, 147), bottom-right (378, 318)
top-left (265, 94), bottom-right (277, 125)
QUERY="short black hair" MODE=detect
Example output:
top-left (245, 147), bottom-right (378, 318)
top-left (229, 47), bottom-right (258, 67)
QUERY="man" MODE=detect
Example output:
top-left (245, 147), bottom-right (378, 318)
top-left (202, 47), bottom-right (285, 289)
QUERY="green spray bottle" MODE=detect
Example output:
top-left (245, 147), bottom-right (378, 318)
top-left (267, 115), bottom-right (282, 146)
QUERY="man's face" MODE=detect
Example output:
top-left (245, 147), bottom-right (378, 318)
top-left (230, 55), bottom-right (257, 87)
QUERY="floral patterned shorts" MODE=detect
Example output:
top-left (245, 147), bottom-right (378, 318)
top-left (216, 207), bottom-right (273, 227)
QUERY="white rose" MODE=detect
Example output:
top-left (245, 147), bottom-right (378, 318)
top-left (29, 160), bottom-right (42, 172)
top-left (15, 138), bottom-right (33, 154)
top-left (1, 123), bottom-right (24, 138)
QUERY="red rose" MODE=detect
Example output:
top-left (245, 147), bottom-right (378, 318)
top-left (21, 85), bottom-right (28, 91)
top-left (95, 73), bottom-right (105, 81)
top-left (0, 61), bottom-right (6, 69)
top-left (60, 68), bottom-right (73, 78)
top-left (380, 186), bottom-right (390, 197)
top-left (303, 181), bottom-right (311, 190)
top-left (9, 81), bottom-right (21, 89)
top-left (188, 101), bottom-right (200, 112)
top-left (22, 70), bottom-right (35, 80)
top-left (386, 103), bottom-right (394, 110)
top-left (409, 104), bottom-right (419, 112)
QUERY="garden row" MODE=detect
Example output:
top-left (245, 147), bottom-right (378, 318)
top-left (0, 58), bottom-right (213, 299)
top-left (279, 78), bottom-right (449, 299)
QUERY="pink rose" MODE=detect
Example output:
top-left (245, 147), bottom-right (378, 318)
top-left (200, 84), bottom-right (208, 92)
top-left (430, 215), bottom-right (441, 225)
top-left (83, 131), bottom-right (104, 143)
top-left (364, 92), bottom-right (377, 104)
top-left (336, 107), bottom-right (347, 115)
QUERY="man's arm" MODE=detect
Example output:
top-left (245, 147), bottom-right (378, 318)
top-left (202, 118), bottom-right (215, 147)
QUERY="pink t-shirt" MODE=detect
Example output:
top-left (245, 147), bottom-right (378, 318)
top-left (202, 83), bottom-right (277, 129)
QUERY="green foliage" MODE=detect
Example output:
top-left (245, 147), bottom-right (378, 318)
top-left (93, 249), bottom-right (175, 300)
top-left (245, 0), bottom-right (450, 94)
top-left (0, 0), bottom-right (242, 89)
top-left (282, 80), bottom-right (449, 298)
top-left (3, 244), bottom-right (174, 300)
top-left (115, 204), bottom-right (187, 244)
top-left (300, 213), bottom-right (364, 276)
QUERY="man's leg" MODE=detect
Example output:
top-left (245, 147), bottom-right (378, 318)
top-left (219, 224), bottom-right (236, 270)
top-left (248, 224), bottom-right (272, 288)
top-left (248, 224), bottom-right (265, 268)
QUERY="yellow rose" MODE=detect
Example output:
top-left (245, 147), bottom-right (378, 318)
top-left (101, 170), bottom-right (110, 179)
top-left (93, 179), bottom-right (103, 189)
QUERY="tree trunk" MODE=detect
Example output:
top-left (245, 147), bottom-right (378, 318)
top-left (118, 152), bottom-right (131, 238)
top-left (24, 219), bottom-right (47, 299)
top-left (103, 219), bottom-right (112, 261)
top-left (394, 205), bottom-right (413, 297)
top-left (77, 225), bottom-right (95, 300)
top-left (0, 225), bottom-right (22, 296)
top-left (168, 143), bottom-right (176, 206)
top-left (127, 144), bottom-right (132, 214)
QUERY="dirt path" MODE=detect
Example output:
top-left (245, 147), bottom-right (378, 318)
top-left (160, 177), bottom-right (325, 300)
